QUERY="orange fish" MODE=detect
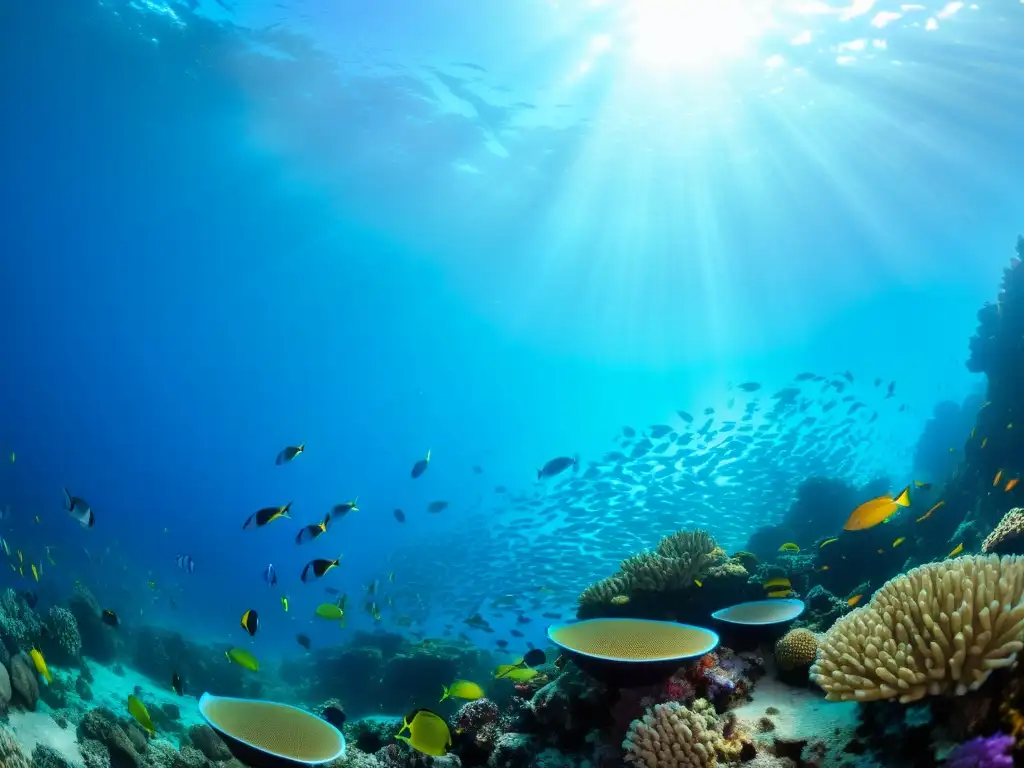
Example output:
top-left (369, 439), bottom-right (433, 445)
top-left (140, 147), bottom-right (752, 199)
top-left (847, 594), bottom-right (863, 607)
top-left (916, 500), bottom-right (944, 523)
top-left (844, 486), bottom-right (911, 531)
top-left (1007, 478), bottom-right (1020, 492)
top-left (994, 470), bottom-right (1003, 487)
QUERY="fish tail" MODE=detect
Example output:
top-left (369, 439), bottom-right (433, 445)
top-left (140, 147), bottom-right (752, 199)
top-left (536, 468), bottom-right (542, 480)
top-left (440, 686), bottom-right (448, 702)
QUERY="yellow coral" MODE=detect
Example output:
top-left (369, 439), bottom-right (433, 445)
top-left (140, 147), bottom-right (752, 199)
top-left (810, 555), bottom-right (1024, 703)
top-left (774, 628), bottom-right (819, 672)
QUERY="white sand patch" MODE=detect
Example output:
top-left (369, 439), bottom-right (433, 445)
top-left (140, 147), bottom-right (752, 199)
top-left (9, 710), bottom-right (84, 767)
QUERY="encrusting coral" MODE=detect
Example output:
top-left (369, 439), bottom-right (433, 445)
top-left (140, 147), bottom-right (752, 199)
top-left (810, 554), bottom-right (1024, 703)
top-left (982, 508), bottom-right (1024, 555)
top-left (47, 606), bottom-right (83, 662)
top-left (579, 530), bottom-right (717, 605)
top-left (0, 725), bottom-right (31, 768)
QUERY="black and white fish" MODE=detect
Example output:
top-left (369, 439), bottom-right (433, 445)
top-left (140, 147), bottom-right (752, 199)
top-left (63, 488), bottom-right (95, 528)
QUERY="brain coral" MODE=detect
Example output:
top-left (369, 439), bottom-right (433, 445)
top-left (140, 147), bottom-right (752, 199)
top-left (775, 628), bottom-right (819, 672)
top-left (624, 701), bottom-right (720, 767)
top-left (810, 554), bottom-right (1024, 703)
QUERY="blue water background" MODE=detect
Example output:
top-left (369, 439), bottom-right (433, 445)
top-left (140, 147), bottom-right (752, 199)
top-left (0, 0), bottom-right (1022, 657)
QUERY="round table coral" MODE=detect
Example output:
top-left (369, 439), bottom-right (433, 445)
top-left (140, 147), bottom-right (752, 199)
top-left (547, 618), bottom-right (719, 687)
top-left (710, 598), bottom-right (806, 651)
top-left (198, 693), bottom-right (346, 768)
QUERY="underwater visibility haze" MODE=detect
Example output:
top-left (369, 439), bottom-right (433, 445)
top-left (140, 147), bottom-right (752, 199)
top-left (1, 0), bottom-right (1024, 766)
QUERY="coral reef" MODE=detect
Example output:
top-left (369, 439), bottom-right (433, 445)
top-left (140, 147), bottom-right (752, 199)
top-left (1, 725), bottom-right (32, 768)
top-left (945, 733), bottom-right (1014, 768)
top-left (810, 555), bottom-right (1024, 703)
top-left (44, 606), bottom-right (83, 665)
top-left (622, 701), bottom-right (724, 767)
top-left (982, 508), bottom-right (1024, 556)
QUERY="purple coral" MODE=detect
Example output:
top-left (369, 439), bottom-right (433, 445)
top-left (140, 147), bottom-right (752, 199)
top-left (946, 733), bottom-right (1014, 768)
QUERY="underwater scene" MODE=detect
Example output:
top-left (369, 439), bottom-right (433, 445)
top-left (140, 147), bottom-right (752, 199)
top-left (2, 0), bottom-right (1024, 767)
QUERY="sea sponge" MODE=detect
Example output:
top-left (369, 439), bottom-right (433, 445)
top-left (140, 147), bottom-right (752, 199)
top-left (624, 701), bottom-right (719, 767)
top-left (775, 629), bottom-right (819, 672)
top-left (809, 554), bottom-right (1024, 703)
top-left (983, 508), bottom-right (1024, 555)
top-left (579, 530), bottom-right (717, 606)
top-left (47, 607), bottom-right (82, 661)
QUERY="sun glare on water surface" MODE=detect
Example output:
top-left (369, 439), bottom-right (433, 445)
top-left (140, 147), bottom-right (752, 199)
top-left (624, 0), bottom-right (775, 70)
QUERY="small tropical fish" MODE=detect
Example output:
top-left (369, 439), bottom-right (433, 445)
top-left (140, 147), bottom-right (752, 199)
top-left (819, 565), bottom-right (830, 572)
top-left (281, 596), bottom-right (289, 612)
top-left (493, 664), bottom-right (539, 682)
top-left (819, 538), bottom-right (838, 548)
top-left (225, 648), bottom-right (259, 671)
top-left (176, 554), bottom-right (195, 574)
top-left (301, 558), bottom-right (341, 583)
top-left (693, 578), bottom-right (703, 587)
top-left (240, 609), bottom-right (259, 636)
top-left (171, 672), bottom-right (183, 695)
top-left (264, 564), bottom-right (277, 586)
top-left (243, 503), bottom-right (292, 529)
top-left (127, 695), bottom-right (155, 736)
top-left (30, 649), bottom-right (51, 684)
top-left (610, 595), bottom-right (630, 605)
top-left (948, 543), bottom-right (964, 557)
top-left (982, 437), bottom-right (989, 449)
top-left (393, 509), bottom-right (406, 523)
top-left (994, 470), bottom-right (1004, 487)
top-left (395, 709), bottom-right (452, 757)
top-left (330, 500), bottom-right (359, 520)
top-left (296, 634), bottom-right (312, 650)
top-left (315, 603), bottom-right (344, 620)
top-left (296, 519), bottom-right (329, 545)
top-left (916, 500), bottom-right (945, 523)
top-left (913, 480), bottom-right (932, 490)
top-left (844, 487), bottom-right (911, 531)
top-left (101, 609), bottom-right (120, 627)
top-left (63, 488), bottom-right (95, 528)
top-left (440, 680), bottom-right (485, 702)
top-left (892, 537), bottom-right (905, 548)
top-left (388, 571), bottom-right (395, 583)
top-left (411, 450), bottom-right (431, 479)
top-left (1007, 478), bottom-right (1020, 492)
top-left (778, 542), bottom-right (800, 553)
top-left (31, 564), bottom-right (38, 582)
top-left (275, 443), bottom-right (305, 465)
top-left (427, 500), bottom-right (449, 513)
top-left (763, 578), bottom-right (792, 589)
top-left (537, 455), bottom-right (579, 480)
top-left (847, 594), bottom-right (863, 607)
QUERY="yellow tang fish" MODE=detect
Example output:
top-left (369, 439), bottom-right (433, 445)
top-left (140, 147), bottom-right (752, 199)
top-left (847, 594), bottom-right (863, 607)
top-left (440, 680), bottom-right (485, 702)
top-left (31, 564), bottom-right (38, 582)
top-left (30, 649), bottom-right (52, 684)
top-left (948, 543), bottom-right (964, 557)
top-left (763, 577), bottom-right (791, 589)
top-left (892, 537), bottom-right (905, 547)
top-left (127, 695), bottom-right (155, 736)
top-left (981, 437), bottom-right (989, 449)
top-left (281, 596), bottom-right (289, 612)
top-left (844, 486), bottom-right (910, 531)
top-left (225, 648), bottom-right (259, 672)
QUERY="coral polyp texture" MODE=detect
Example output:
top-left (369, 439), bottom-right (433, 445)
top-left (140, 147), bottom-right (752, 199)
top-left (579, 529), bottom-right (716, 605)
top-left (550, 619), bottom-right (718, 661)
top-left (623, 701), bottom-right (720, 767)
top-left (809, 554), bottom-right (1024, 703)
top-left (774, 628), bottom-right (819, 672)
top-left (982, 507), bottom-right (1024, 555)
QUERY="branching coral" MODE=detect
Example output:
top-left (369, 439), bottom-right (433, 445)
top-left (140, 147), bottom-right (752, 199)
top-left (810, 555), bottom-right (1024, 703)
top-left (983, 508), bottom-right (1024, 556)
top-left (579, 530), bottom-right (717, 606)
top-left (0, 725), bottom-right (30, 768)
top-left (623, 701), bottom-right (720, 767)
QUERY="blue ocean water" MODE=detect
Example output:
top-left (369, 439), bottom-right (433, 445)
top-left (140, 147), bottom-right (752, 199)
top-left (0, 0), bottom-right (1021, 665)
